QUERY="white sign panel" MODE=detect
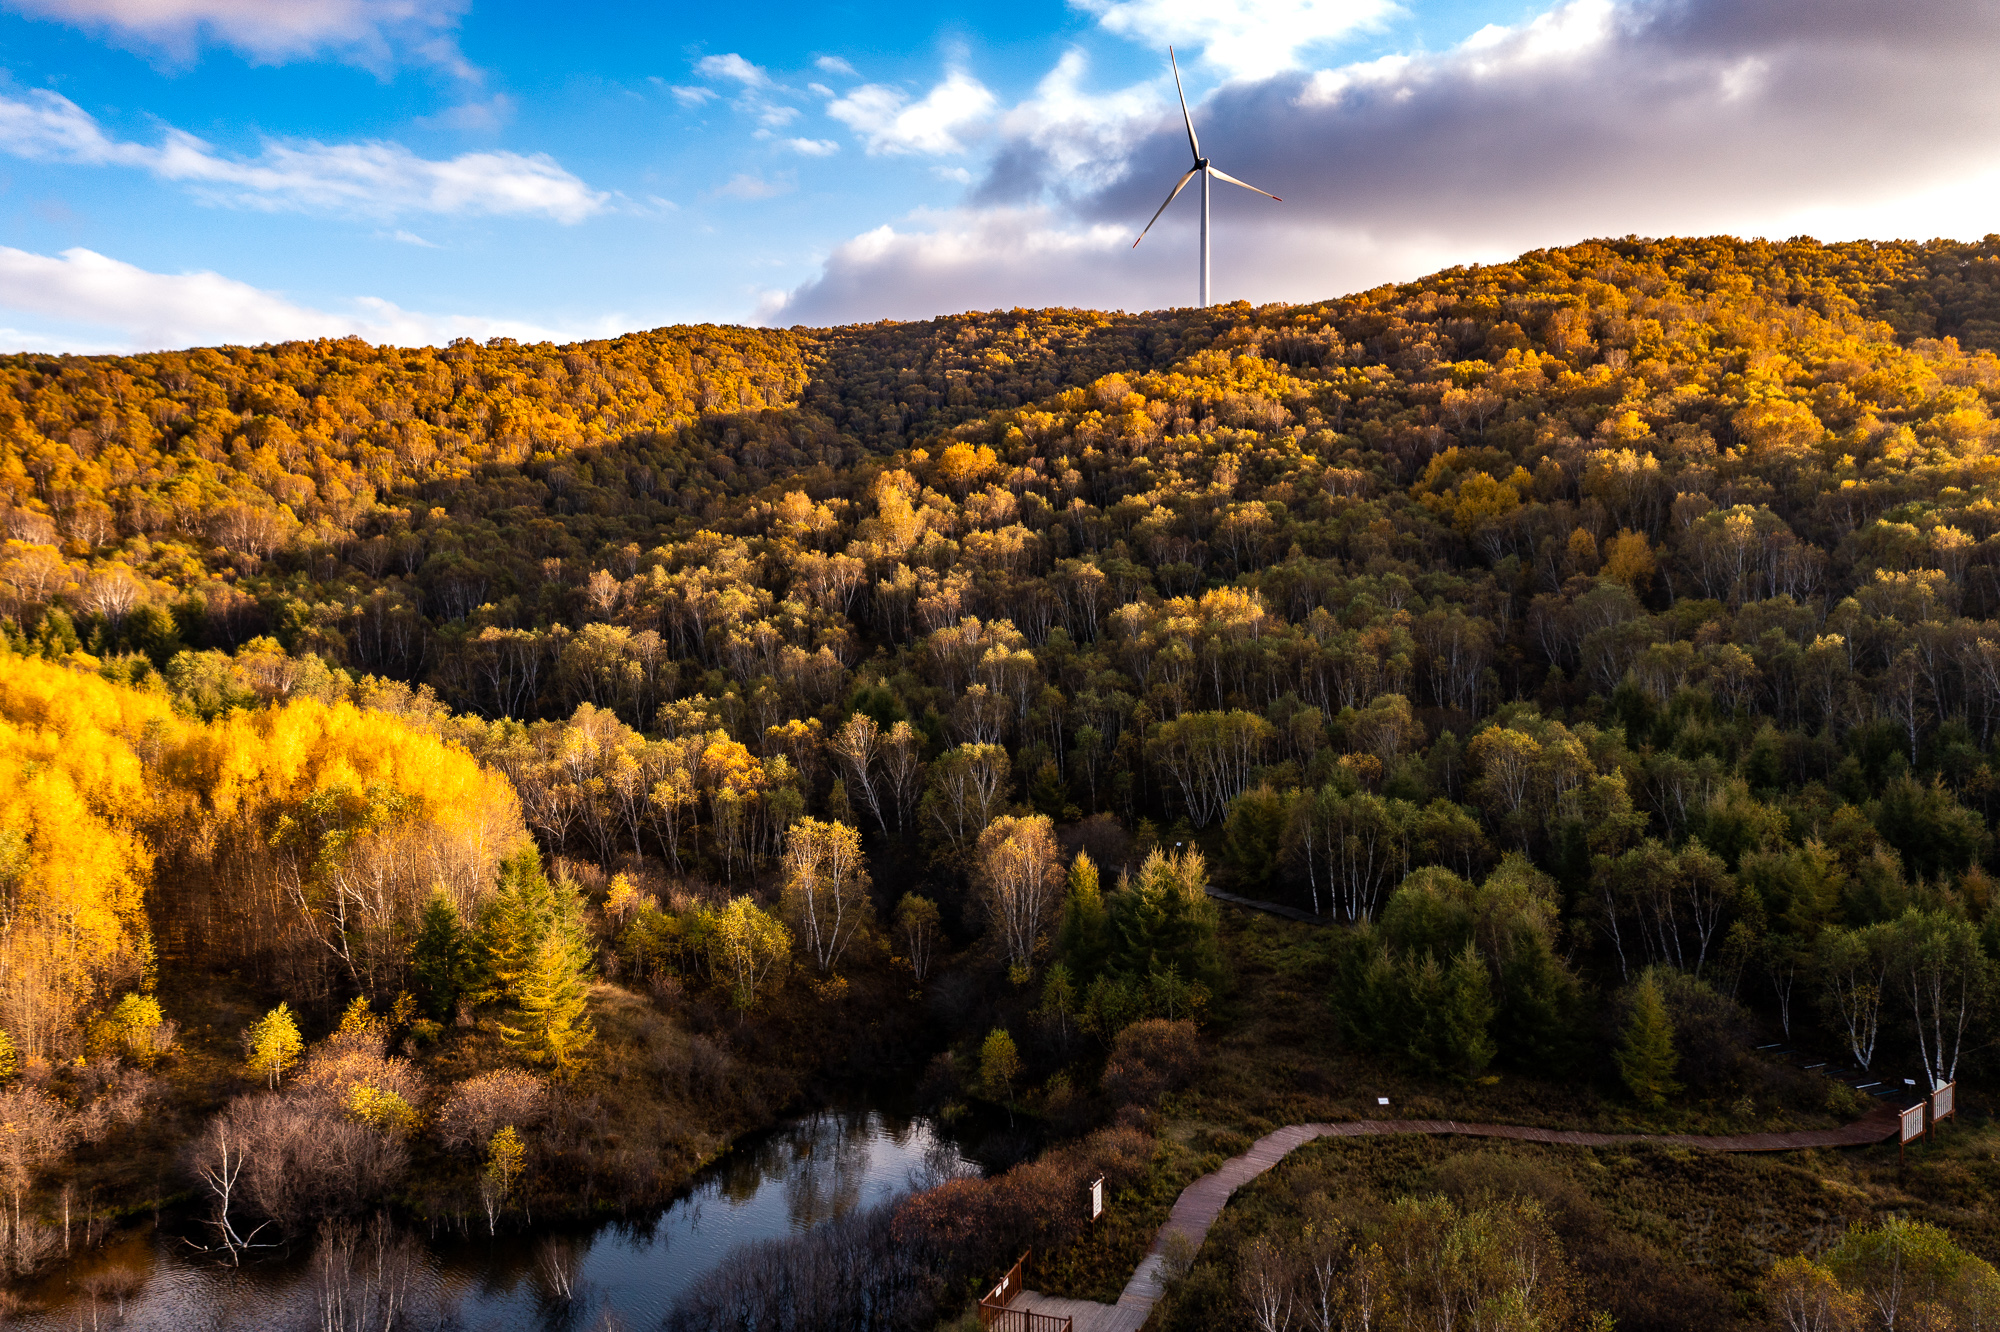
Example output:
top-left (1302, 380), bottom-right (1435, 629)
top-left (1934, 1082), bottom-right (1955, 1122)
top-left (1091, 1176), bottom-right (1104, 1220)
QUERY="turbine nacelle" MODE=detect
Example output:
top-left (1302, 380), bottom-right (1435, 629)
top-left (1132, 47), bottom-right (1281, 308)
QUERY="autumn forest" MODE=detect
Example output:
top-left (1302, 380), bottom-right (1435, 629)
top-left (7, 234), bottom-right (2000, 1329)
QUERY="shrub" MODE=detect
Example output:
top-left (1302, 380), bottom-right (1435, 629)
top-left (1102, 1019), bottom-right (1201, 1108)
top-left (436, 1070), bottom-right (548, 1153)
top-left (195, 1094), bottom-right (408, 1232)
top-left (295, 1030), bottom-right (428, 1112)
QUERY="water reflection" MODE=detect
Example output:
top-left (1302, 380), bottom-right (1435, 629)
top-left (9, 1107), bottom-right (975, 1331)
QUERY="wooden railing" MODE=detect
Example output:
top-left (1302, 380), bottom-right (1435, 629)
top-left (978, 1250), bottom-right (1073, 1332)
top-left (980, 1308), bottom-right (1074, 1332)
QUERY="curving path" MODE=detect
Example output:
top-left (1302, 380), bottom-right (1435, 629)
top-left (1006, 1101), bottom-right (1906, 1332)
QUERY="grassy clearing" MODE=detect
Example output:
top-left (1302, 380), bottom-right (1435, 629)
top-left (1179, 908), bottom-right (1856, 1142)
top-left (1057, 905), bottom-right (2000, 1329)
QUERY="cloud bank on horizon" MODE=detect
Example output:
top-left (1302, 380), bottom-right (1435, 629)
top-left (771, 0), bottom-right (2000, 325)
top-left (0, 0), bottom-right (1994, 353)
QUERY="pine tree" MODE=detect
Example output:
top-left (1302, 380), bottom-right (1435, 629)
top-left (1056, 851), bottom-right (1109, 976)
top-left (1109, 848), bottom-right (1222, 988)
top-left (499, 923), bottom-right (596, 1079)
top-left (1616, 972), bottom-right (1681, 1109)
top-left (1439, 942), bottom-right (1497, 1079)
top-left (1498, 933), bottom-right (1585, 1074)
top-left (413, 892), bottom-right (470, 1019)
top-left (477, 852), bottom-right (555, 1002)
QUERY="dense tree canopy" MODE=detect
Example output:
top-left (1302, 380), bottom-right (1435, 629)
top-left (9, 233), bottom-right (2000, 1322)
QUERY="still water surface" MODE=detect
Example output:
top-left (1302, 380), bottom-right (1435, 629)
top-left (18, 1106), bottom-right (973, 1330)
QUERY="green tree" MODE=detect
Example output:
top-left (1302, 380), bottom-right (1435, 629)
top-left (1222, 785), bottom-right (1294, 894)
top-left (1824, 1214), bottom-right (2000, 1328)
top-left (978, 1027), bottom-right (1021, 1124)
top-left (1437, 942), bottom-right (1497, 1078)
top-left (1888, 908), bottom-right (1989, 1090)
top-left (1056, 851), bottom-right (1109, 976)
top-left (1496, 932), bottom-right (1585, 1074)
top-left (1873, 775), bottom-right (1987, 883)
top-left (243, 1002), bottom-right (304, 1088)
top-left (476, 850), bottom-right (583, 1008)
top-left (1615, 972), bottom-right (1681, 1110)
top-left (1108, 848), bottom-right (1222, 989)
top-left (413, 891), bottom-right (472, 1019)
top-left (1816, 922), bottom-right (1893, 1072)
top-left (1036, 961), bottom-right (1080, 1054)
top-left (499, 922), bottom-right (596, 1079)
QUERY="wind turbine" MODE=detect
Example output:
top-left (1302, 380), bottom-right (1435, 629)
top-left (1133, 46), bottom-right (1281, 309)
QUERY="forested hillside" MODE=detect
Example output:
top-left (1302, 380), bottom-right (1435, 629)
top-left (7, 233), bottom-right (2000, 1328)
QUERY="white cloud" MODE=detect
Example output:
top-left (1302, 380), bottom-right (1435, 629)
top-left (979, 49), bottom-right (1167, 200)
top-left (814, 55), bottom-right (856, 76)
top-left (827, 69), bottom-right (997, 155)
top-left (696, 52), bottom-right (768, 87)
top-left (770, 209), bottom-right (1147, 324)
top-left (692, 52), bottom-right (813, 133)
top-left (413, 93), bottom-right (515, 132)
top-left (784, 137), bottom-right (839, 156)
top-left (0, 245), bottom-right (610, 352)
top-left (774, 0), bottom-right (2000, 324)
top-left (388, 228), bottom-right (436, 246)
top-left (0, 87), bottom-right (606, 221)
top-left (3, 0), bottom-right (472, 72)
top-left (1073, 0), bottom-right (1396, 80)
top-left (712, 172), bottom-right (792, 200)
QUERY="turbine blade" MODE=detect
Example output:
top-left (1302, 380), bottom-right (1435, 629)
top-left (1208, 166), bottom-right (1281, 202)
top-left (1169, 47), bottom-right (1200, 160)
top-left (1133, 168), bottom-right (1199, 247)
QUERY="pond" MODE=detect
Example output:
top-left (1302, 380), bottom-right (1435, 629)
top-left (14, 1105), bottom-right (976, 1330)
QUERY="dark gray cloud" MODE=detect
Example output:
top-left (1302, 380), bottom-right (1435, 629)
top-left (776, 0), bottom-right (2000, 326)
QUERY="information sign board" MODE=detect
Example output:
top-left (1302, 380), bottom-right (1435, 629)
top-left (1933, 1082), bottom-right (1956, 1123)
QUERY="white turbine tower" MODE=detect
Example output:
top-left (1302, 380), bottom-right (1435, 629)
top-left (1133, 46), bottom-right (1281, 309)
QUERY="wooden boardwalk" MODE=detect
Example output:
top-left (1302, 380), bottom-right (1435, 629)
top-left (1012, 1101), bottom-right (1906, 1332)
top-left (1202, 887), bottom-right (1328, 924)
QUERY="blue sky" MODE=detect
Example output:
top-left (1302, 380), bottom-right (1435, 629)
top-left (0, 0), bottom-right (1996, 352)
